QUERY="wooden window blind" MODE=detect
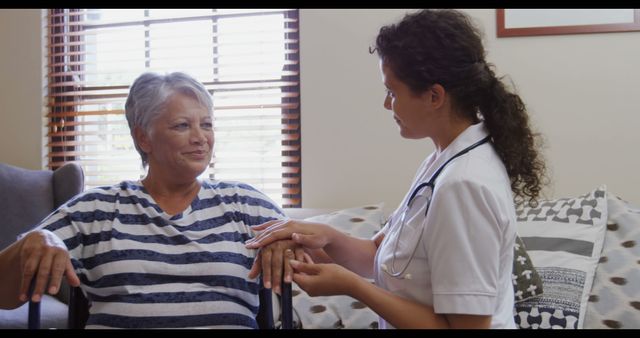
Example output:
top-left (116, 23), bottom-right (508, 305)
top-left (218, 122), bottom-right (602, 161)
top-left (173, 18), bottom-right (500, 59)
top-left (46, 9), bottom-right (301, 208)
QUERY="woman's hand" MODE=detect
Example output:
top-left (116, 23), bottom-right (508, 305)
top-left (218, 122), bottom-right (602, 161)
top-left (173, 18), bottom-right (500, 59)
top-left (18, 230), bottom-right (80, 302)
top-left (245, 219), bottom-right (335, 250)
top-left (289, 260), bottom-right (359, 297)
top-left (248, 239), bottom-right (312, 294)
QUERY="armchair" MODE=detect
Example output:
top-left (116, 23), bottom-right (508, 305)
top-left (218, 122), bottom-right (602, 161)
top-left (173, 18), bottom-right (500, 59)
top-left (0, 162), bottom-right (84, 329)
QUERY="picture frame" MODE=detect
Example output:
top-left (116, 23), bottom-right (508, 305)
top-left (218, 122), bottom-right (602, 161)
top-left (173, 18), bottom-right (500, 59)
top-left (496, 9), bottom-right (640, 37)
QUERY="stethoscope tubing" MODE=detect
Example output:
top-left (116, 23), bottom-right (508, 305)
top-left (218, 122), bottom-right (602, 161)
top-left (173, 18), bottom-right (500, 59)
top-left (386, 135), bottom-right (492, 278)
top-left (406, 135), bottom-right (492, 212)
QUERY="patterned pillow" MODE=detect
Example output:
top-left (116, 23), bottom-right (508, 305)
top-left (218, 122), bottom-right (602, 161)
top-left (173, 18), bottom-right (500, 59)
top-left (583, 195), bottom-right (640, 329)
top-left (513, 235), bottom-right (544, 303)
top-left (289, 204), bottom-right (384, 329)
top-left (513, 186), bottom-right (608, 329)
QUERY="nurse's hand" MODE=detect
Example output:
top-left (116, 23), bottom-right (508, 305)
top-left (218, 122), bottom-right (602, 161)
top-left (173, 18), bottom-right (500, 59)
top-left (245, 219), bottom-right (336, 251)
top-left (289, 260), bottom-right (359, 297)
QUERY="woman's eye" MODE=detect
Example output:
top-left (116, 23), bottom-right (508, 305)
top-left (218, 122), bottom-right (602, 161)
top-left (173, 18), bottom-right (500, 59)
top-left (173, 123), bottom-right (189, 130)
top-left (386, 89), bottom-right (395, 98)
top-left (201, 122), bottom-right (213, 130)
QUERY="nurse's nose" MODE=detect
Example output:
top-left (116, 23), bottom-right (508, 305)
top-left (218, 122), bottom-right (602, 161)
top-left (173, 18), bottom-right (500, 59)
top-left (383, 94), bottom-right (391, 110)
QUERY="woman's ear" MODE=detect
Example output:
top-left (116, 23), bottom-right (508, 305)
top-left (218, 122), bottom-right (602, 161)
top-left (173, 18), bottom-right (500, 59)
top-left (134, 127), bottom-right (152, 153)
top-left (428, 84), bottom-right (446, 110)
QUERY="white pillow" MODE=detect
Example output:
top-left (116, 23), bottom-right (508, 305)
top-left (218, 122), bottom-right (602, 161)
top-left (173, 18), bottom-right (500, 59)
top-left (514, 186), bottom-right (608, 329)
top-left (289, 203), bottom-right (384, 329)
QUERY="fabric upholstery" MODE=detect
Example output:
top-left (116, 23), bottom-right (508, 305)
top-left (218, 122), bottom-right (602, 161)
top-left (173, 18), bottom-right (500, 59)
top-left (0, 162), bottom-right (84, 329)
top-left (583, 195), bottom-right (640, 329)
top-left (286, 204), bottom-right (384, 329)
top-left (513, 235), bottom-right (544, 303)
top-left (513, 186), bottom-right (608, 329)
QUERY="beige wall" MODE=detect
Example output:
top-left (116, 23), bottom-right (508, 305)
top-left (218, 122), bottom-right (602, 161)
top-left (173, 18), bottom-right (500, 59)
top-left (299, 9), bottom-right (640, 210)
top-left (0, 9), bottom-right (45, 170)
top-left (1, 9), bottom-right (639, 208)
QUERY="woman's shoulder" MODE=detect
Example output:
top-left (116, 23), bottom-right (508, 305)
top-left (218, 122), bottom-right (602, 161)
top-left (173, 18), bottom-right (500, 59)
top-left (67, 180), bottom-right (144, 205)
top-left (200, 179), bottom-right (262, 195)
top-left (433, 159), bottom-right (506, 201)
top-left (200, 179), bottom-right (283, 214)
top-left (79, 180), bottom-right (142, 195)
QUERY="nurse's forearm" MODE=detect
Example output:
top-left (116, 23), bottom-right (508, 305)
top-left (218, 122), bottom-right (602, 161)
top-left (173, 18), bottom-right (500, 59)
top-left (323, 235), bottom-right (378, 278)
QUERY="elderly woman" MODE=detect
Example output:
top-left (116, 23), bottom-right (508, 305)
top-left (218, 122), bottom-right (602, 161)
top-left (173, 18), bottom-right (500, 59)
top-left (0, 72), bottom-right (299, 328)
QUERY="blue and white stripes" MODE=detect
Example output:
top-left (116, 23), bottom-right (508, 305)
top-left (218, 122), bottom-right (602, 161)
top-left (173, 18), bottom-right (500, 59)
top-left (37, 179), bottom-right (284, 329)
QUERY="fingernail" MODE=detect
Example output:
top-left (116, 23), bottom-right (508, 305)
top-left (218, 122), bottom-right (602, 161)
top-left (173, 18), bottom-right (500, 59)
top-left (274, 286), bottom-right (280, 294)
top-left (264, 281), bottom-right (271, 289)
top-left (290, 259), bottom-right (300, 266)
top-left (19, 294), bottom-right (26, 302)
top-left (284, 275), bottom-right (292, 283)
top-left (49, 286), bottom-right (57, 294)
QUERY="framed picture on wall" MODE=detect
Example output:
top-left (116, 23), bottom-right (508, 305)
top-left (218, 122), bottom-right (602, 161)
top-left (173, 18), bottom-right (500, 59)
top-left (497, 9), bottom-right (640, 37)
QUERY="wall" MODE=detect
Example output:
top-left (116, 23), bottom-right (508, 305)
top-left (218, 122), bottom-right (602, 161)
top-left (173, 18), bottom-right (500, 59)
top-left (298, 9), bottom-right (640, 211)
top-left (0, 9), bottom-right (45, 170)
top-left (0, 9), bottom-right (638, 209)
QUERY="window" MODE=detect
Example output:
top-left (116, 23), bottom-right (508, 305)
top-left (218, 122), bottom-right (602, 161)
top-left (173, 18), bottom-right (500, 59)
top-left (46, 9), bottom-right (301, 207)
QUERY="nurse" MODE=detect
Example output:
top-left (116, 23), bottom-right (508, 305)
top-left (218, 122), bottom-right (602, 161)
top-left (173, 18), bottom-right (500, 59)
top-left (246, 9), bottom-right (546, 329)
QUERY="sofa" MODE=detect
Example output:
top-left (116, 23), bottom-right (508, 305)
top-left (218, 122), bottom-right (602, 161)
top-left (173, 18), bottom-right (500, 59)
top-left (281, 185), bottom-right (640, 329)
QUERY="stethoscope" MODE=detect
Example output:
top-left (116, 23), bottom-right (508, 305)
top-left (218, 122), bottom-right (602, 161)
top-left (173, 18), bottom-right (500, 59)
top-left (382, 135), bottom-right (492, 279)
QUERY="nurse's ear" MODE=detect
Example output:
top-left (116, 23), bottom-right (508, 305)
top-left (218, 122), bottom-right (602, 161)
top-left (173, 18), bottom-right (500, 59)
top-left (426, 84), bottom-right (446, 110)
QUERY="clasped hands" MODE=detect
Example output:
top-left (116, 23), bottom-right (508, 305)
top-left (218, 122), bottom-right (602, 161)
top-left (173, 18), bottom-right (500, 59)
top-left (246, 219), bottom-right (357, 297)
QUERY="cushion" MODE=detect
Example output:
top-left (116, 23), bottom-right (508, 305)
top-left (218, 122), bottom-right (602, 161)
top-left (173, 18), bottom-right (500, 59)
top-left (289, 204), bottom-right (384, 329)
top-left (583, 195), bottom-right (640, 329)
top-left (513, 186), bottom-right (608, 329)
top-left (513, 235), bottom-right (544, 303)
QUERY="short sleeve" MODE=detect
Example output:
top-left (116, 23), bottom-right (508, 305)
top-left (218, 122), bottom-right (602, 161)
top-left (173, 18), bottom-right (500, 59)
top-left (425, 178), bottom-right (504, 315)
top-left (26, 197), bottom-right (87, 274)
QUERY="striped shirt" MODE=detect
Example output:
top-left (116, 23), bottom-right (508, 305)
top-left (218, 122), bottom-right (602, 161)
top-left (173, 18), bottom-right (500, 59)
top-left (36, 179), bottom-right (284, 329)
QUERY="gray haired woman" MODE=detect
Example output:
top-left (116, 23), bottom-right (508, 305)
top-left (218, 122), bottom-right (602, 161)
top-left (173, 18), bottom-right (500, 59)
top-left (0, 72), bottom-right (304, 328)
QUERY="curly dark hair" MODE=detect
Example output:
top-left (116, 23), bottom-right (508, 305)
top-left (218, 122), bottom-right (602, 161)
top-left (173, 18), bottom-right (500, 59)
top-left (372, 9), bottom-right (547, 206)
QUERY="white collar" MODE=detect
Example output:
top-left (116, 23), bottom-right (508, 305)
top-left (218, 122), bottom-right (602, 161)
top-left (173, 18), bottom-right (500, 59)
top-left (422, 122), bottom-right (490, 181)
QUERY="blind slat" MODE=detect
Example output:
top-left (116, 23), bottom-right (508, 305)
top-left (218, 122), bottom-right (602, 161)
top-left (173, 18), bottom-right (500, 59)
top-left (48, 9), bottom-right (298, 27)
top-left (47, 80), bottom-right (300, 92)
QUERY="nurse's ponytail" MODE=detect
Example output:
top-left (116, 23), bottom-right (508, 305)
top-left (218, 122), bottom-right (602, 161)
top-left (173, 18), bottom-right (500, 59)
top-left (476, 62), bottom-right (547, 207)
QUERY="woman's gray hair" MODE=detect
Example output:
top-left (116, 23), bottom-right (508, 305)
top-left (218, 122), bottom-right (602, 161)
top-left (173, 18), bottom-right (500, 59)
top-left (125, 72), bottom-right (213, 168)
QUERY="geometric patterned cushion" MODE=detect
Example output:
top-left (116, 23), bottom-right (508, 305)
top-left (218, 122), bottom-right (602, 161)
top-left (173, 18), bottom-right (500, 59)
top-left (514, 186), bottom-right (608, 329)
top-left (583, 195), bottom-right (640, 329)
top-left (513, 235), bottom-right (544, 303)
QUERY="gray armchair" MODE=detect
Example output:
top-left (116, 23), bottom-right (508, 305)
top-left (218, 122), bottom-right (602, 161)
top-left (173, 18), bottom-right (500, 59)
top-left (0, 162), bottom-right (84, 329)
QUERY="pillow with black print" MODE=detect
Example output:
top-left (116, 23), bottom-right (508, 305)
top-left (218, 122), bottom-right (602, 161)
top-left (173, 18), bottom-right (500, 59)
top-left (513, 186), bottom-right (608, 329)
top-left (513, 235), bottom-right (544, 303)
